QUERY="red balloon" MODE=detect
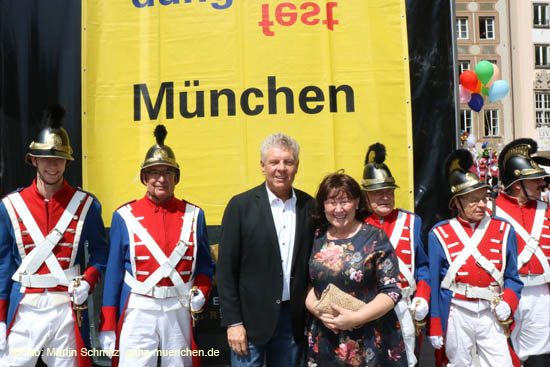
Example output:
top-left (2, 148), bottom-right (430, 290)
top-left (460, 70), bottom-right (479, 91)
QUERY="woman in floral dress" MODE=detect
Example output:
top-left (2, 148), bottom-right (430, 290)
top-left (305, 173), bottom-right (407, 367)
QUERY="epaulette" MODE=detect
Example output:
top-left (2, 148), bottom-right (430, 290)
top-left (398, 208), bottom-right (418, 217)
top-left (76, 187), bottom-right (101, 203)
top-left (115, 199), bottom-right (137, 211)
top-left (2, 187), bottom-right (25, 200)
top-left (429, 219), bottom-right (451, 232)
top-left (181, 198), bottom-right (203, 211)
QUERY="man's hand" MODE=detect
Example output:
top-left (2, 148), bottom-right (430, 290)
top-left (68, 279), bottom-right (91, 305)
top-left (190, 289), bottom-right (206, 312)
top-left (410, 297), bottom-right (429, 321)
top-left (227, 324), bottom-right (248, 355)
top-left (429, 335), bottom-right (444, 350)
top-left (99, 331), bottom-right (116, 358)
top-left (0, 321), bottom-right (6, 350)
top-left (494, 301), bottom-right (511, 321)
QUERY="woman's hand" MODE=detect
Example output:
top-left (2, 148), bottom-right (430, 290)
top-left (305, 286), bottom-right (322, 318)
top-left (319, 303), bottom-right (363, 331)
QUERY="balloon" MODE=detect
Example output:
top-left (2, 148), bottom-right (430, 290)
top-left (489, 80), bottom-right (510, 102)
top-left (460, 70), bottom-right (478, 91)
top-left (481, 86), bottom-right (489, 96)
top-left (468, 93), bottom-right (484, 112)
top-left (459, 85), bottom-right (472, 103)
top-left (475, 60), bottom-right (494, 84)
top-left (473, 80), bottom-right (482, 94)
top-left (486, 63), bottom-right (500, 88)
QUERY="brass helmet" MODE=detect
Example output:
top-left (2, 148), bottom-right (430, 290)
top-left (499, 138), bottom-right (549, 189)
top-left (445, 149), bottom-right (489, 208)
top-left (361, 143), bottom-right (399, 191)
top-left (25, 104), bottom-right (74, 164)
top-left (141, 124), bottom-right (180, 183)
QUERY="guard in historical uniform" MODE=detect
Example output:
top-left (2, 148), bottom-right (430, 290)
top-left (99, 125), bottom-right (215, 367)
top-left (428, 149), bottom-right (523, 367)
top-left (0, 104), bottom-right (109, 367)
top-left (361, 143), bottom-right (430, 367)
top-left (490, 138), bottom-right (550, 366)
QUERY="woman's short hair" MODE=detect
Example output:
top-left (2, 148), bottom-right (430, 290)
top-left (260, 133), bottom-right (300, 163)
top-left (312, 172), bottom-right (370, 228)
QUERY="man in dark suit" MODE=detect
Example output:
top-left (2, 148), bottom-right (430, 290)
top-left (217, 133), bottom-right (315, 367)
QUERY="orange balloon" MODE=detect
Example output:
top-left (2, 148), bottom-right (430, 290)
top-left (473, 80), bottom-right (482, 94)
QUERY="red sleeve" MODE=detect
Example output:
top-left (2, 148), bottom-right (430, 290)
top-left (502, 287), bottom-right (519, 313)
top-left (82, 266), bottom-right (101, 293)
top-left (428, 316), bottom-right (443, 336)
top-left (0, 299), bottom-right (8, 322)
top-left (193, 273), bottom-right (213, 300)
top-left (415, 279), bottom-right (431, 302)
top-left (99, 306), bottom-right (117, 331)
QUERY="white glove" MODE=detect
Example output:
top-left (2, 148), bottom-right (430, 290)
top-left (99, 331), bottom-right (116, 358)
top-left (0, 321), bottom-right (6, 351)
top-left (190, 289), bottom-right (206, 312)
top-left (495, 301), bottom-right (511, 321)
top-left (410, 297), bottom-right (429, 321)
top-left (429, 335), bottom-right (444, 350)
top-left (68, 279), bottom-right (90, 305)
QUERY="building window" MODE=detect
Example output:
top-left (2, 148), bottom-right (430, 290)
top-left (536, 92), bottom-right (550, 127)
top-left (459, 60), bottom-right (471, 75)
top-left (534, 4), bottom-right (549, 27)
top-left (484, 109), bottom-right (499, 136)
top-left (460, 110), bottom-right (473, 134)
top-left (479, 17), bottom-right (495, 40)
top-left (535, 45), bottom-right (550, 67)
top-left (456, 17), bottom-right (469, 40)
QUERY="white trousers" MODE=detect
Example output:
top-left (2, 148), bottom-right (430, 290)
top-left (511, 284), bottom-right (550, 361)
top-left (0, 301), bottom-right (77, 367)
top-left (394, 298), bottom-right (417, 367)
top-left (446, 303), bottom-right (512, 367)
top-left (119, 304), bottom-right (192, 367)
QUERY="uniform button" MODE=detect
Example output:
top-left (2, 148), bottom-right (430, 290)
top-left (276, 299), bottom-right (281, 304)
top-left (280, 272), bottom-right (283, 277)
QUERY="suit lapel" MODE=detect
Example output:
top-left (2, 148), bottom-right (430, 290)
top-left (255, 184), bottom-right (282, 261)
top-left (291, 191), bottom-right (305, 271)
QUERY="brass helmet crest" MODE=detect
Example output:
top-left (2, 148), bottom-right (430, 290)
top-left (498, 138), bottom-right (549, 189)
top-left (25, 104), bottom-right (74, 164)
top-left (141, 124), bottom-right (180, 183)
top-left (361, 143), bottom-right (399, 191)
top-left (445, 149), bottom-right (489, 208)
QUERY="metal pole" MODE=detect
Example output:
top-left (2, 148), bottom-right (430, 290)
top-left (450, 0), bottom-right (461, 149)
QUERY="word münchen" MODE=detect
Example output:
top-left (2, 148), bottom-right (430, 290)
top-left (133, 76), bottom-right (355, 121)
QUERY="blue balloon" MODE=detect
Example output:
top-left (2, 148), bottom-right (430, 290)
top-left (468, 93), bottom-right (484, 112)
top-left (489, 80), bottom-right (510, 103)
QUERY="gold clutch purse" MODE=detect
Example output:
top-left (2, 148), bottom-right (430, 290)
top-left (314, 283), bottom-right (367, 316)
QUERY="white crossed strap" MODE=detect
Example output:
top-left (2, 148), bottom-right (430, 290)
top-left (3, 191), bottom-right (92, 288)
top-left (119, 203), bottom-right (198, 300)
top-left (495, 203), bottom-right (550, 285)
top-left (437, 216), bottom-right (506, 301)
top-left (389, 211), bottom-right (417, 294)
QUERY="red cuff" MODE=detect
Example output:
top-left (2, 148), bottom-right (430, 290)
top-left (99, 306), bottom-right (117, 331)
top-left (428, 316), bottom-right (443, 336)
top-left (82, 266), bottom-right (101, 293)
top-left (0, 300), bottom-right (8, 322)
top-left (193, 273), bottom-right (213, 300)
top-left (502, 288), bottom-right (519, 313)
top-left (415, 280), bottom-right (431, 302)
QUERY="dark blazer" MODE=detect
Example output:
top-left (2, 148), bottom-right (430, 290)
top-left (217, 183), bottom-right (315, 345)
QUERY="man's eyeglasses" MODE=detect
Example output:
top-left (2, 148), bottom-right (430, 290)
top-left (145, 169), bottom-right (175, 179)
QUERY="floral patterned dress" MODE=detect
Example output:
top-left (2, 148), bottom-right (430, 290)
top-left (307, 223), bottom-right (407, 367)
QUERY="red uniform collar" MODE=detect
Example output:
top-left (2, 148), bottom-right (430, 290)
top-left (29, 178), bottom-right (73, 201)
top-left (143, 193), bottom-right (179, 212)
top-left (368, 209), bottom-right (398, 225)
top-left (497, 191), bottom-right (537, 209)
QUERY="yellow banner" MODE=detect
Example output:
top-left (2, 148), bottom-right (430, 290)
top-left (83, 0), bottom-right (413, 225)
